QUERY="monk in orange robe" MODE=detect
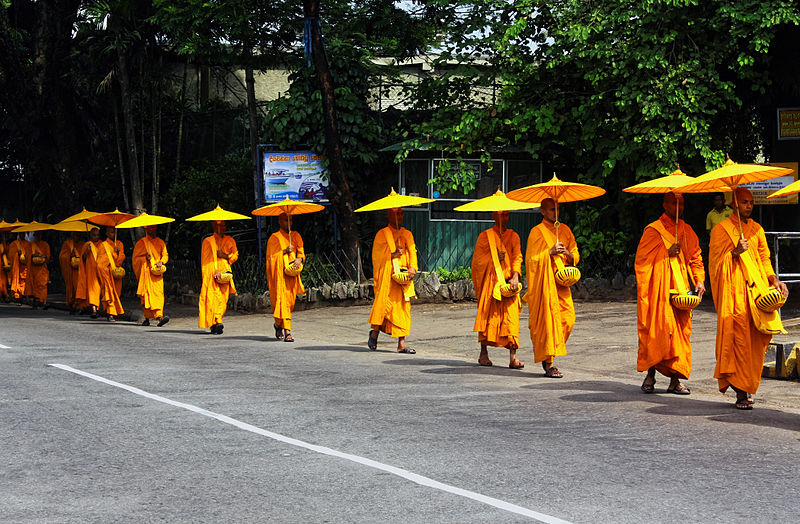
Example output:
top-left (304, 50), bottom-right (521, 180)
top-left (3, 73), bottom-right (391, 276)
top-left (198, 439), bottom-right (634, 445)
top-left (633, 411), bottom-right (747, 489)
top-left (199, 220), bottom-right (239, 334)
top-left (97, 226), bottom-right (126, 321)
top-left (710, 187), bottom-right (789, 410)
top-left (133, 225), bottom-right (169, 327)
top-left (0, 231), bottom-right (10, 301)
top-left (368, 207), bottom-right (418, 353)
top-left (59, 232), bottom-right (85, 312)
top-left (471, 211), bottom-right (524, 368)
top-left (635, 193), bottom-right (705, 394)
top-left (524, 198), bottom-right (580, 377)
top-left (7, 233), bottom-right (31, 302)
top-left (266, 213), bottom-right (305, 342)
top-left (76, 227), bottom-right (103, 317)
top-left (28, 230), bottom-right (51, 307)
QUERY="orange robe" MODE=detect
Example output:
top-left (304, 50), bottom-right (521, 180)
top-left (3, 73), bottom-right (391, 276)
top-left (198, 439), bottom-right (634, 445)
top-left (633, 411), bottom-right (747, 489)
top-left (635, 214), bottom-right (704, 379)
top-left (76, 241), bottom-right (102, 308)
top-left (97, 239), bottom-right (125, 316)
top-left (28, 240), bottom-right (51, 303)
top-left (471, 226), bottom-right (522, 349)
top-left (710, 216), bottom-right (777, 394)
top-left (0, 240), bottom-right (9, 299)
top-left (59, 239), bottom-right (84, 308)
top-left (525, 221), bottom-right (580, 363)
top-left (266, 230), bottom-right (305, 330)
top-left (8, 238), bottom-right (31, 299)
top-left (133, 236), bottom-right (168, 319)
top-left (368, 226), bottom-right (418, 337)
top-left (198, 233), bottom-right (238, 328)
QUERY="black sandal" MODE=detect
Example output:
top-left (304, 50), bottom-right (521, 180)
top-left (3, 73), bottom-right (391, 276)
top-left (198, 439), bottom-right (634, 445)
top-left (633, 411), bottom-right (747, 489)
top-left (274, 324), bottom-right (284, 340)
top-left (368, 329), bottom-right (378, 350)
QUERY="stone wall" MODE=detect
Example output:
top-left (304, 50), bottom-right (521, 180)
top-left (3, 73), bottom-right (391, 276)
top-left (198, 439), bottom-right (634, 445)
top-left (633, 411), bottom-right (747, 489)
top-left (179, 271), bottom-right (639, 313)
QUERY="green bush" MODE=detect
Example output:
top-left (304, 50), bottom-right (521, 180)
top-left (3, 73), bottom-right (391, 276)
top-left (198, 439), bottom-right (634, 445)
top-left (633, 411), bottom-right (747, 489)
top-left (435, 266), bottom-right (471, 282)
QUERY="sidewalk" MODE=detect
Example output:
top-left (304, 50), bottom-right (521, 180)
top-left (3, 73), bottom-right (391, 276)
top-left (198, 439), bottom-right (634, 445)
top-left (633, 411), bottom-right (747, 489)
top-left (39, 293), bottom-right (800, 411)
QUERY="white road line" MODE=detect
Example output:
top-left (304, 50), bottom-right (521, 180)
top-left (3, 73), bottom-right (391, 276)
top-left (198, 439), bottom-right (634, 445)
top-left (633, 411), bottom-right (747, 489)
top-left (0, 343), bottom-right (10, 349)
top-left (50, 363), bottom-right (570, 524)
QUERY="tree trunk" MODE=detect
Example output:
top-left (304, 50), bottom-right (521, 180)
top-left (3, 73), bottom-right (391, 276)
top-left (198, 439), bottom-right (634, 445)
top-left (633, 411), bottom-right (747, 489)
top-left (303, 0), bottom-right (360, 278)
top-left (112, 97), bottom-right (131, 212)
top-left (175, 61), bottom-right (187, 176)
top-left (117, 48), bottom-right (144, 214)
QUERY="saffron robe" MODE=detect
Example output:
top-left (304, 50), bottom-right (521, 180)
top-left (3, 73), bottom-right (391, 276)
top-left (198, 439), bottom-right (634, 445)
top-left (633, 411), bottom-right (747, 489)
top-left (266, 230), bottom-right (305, 330)
top-left (76, 241), bottom-right (103, 308)
top-left (8, 238), bottom-right (31, 299)
top-left (198, 233), bottom-right (238, 328)
top-left (59, 239), bottom-right (84, 308)
top-left (97, 238), bottom-right (125, 316)
top-left (0, 240), bottom-right (10, 299)
top-left (368, 226), bottom-right (418, 337)
top-left (710, 216), bottom-right (778, 394)
top-left (635, 214), bottom-right (704, 379)
top-left (471, 226), bottom-right (522, 349)
top-left (133, 236), bottom-right (168, 319)
top-left (525, 221), bottom-right (580, 363)
top-left (28, 240), bottom-right (51, 303)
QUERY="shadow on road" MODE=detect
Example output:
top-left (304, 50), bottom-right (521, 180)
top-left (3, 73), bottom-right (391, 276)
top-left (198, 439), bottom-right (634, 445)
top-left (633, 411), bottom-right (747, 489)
top-left (523, 379), bottom-right (800, 433)
top-left (296, 344), bottom-right (373, 353)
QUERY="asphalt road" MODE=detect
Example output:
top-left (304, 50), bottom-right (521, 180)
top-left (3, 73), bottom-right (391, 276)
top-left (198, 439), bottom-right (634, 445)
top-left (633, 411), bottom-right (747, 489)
top-left (2, 301), bottom-right (799, 523)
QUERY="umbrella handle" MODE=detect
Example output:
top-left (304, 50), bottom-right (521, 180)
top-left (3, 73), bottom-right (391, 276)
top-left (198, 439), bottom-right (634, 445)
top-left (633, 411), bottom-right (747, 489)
top-left (731, 187), bottom-right (744, 239)
top-left (554, 200), bottom-right (560, 243)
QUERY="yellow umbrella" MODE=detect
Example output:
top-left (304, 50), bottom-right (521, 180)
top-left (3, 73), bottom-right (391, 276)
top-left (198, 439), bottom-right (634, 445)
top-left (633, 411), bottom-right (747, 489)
top-left (453, 189), bottom-right (540, 212)
top-left (253, 197), bottom-right (325, 249)
top-left (61, 208), bottom-right (101, 223)
top-left (0, 219), bottom-right (14, 230)
top-left (116, 212), bottom-right (175, 229)
top-left (51, 220), bottom-right (96, 232)
top-left (507, 173), bottom-right (605, 240)
top-left (1, 219), bottom-right (27, 232)
top-left (678, 156), bottom-right (793, 237)
top-left (354, 188), bottom-right (434, 212)
top-left (186, 205), bottom-right (251, 221)
top-left (766, 177), bottom-right (800, 199)
top-left (12, 221), bottom-right (53, 232)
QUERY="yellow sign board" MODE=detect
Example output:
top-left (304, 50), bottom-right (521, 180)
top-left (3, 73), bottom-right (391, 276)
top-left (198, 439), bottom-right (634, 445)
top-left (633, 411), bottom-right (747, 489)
top-left (778, 108), bottom-right (800, 140)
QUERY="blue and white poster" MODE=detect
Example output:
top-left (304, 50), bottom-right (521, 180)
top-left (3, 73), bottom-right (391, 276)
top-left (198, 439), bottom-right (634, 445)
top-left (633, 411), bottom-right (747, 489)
top-left (262, 150), bottom-right (329, 202)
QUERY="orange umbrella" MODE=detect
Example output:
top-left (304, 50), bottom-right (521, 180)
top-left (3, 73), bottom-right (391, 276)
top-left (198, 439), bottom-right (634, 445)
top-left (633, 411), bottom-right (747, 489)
top-left (766, 177), bottom-right (800, 200)
top-left (678, 156), bottom-right (793, 237)
top-left (89, 209), bottom-right (136, 227)
top-left (622, 166), bottom-right (728, 236)
top-left (253, 197), bottom-right (324, 249)
top-left (507, 173), bottom-right (605, 241)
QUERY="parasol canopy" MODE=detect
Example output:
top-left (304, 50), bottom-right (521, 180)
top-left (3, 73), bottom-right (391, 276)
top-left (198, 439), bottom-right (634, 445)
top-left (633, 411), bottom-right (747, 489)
top-left (61, 208), bottom-right (101, 223)
top-left (186, 205), bottom-right (251, 221)
top-left (116, 212), bottom-right (175, 229)
top-left (354, 188), bottom-right (434, 212)
top-left (12, 221), bottom-right (53, 232)
top-left (252, 197), bottom-right (325, 217)
top-left (766, 177), bottom-right (800, 199)
top-left (89, 209), bottom-right (136, 227)
top-left (507, 173), bottom-right (606, 204)
top-left (622, 166), bottom-right (730, 194)
top-left (453, 189), bottom-right (541, 212)
top-left (1, 219), bottom-right (28, 232)
top-left (677, 157), bottom-right (792, 193)
top-left (51, 220), bottom-right (96, 232)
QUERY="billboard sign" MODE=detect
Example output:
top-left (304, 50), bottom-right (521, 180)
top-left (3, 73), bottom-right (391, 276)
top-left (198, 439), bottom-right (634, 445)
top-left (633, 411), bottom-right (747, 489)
top-left (777, 108), bottom-right (800, 140)
top-left (743, 162), bottom-right (798, 205)
top-left (262, 150), bottom-right (328, 202)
